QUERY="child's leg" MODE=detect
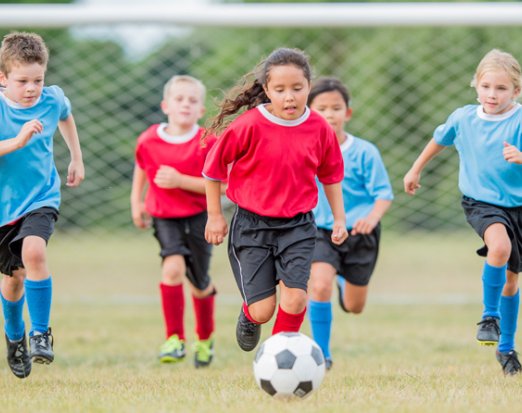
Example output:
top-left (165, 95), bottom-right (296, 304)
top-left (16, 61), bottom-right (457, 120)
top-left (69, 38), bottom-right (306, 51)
top-left (498, 271), bottom-right (519, 353)
top-left (308, 262), bottom-right (335, 361)
top-left (272, 281), bottom-right (307, 334)
top-left (22, 236), bottom-right (52, 336)
top-left (191, 284), bottom-right (216, 341)
top-left (338, 278), bottom-right (370, 314)
top-left (159, 255), bottom-right (186, 340)
top-left (1, 270), bottom-right (26, 341)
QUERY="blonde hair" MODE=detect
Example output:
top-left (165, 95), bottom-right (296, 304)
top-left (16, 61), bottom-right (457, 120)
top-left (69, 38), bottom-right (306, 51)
top-left (163, 75), bottom-right (206, 101)
top-left (471, 49), bottom-right (521, 90)
top-left (0, 32), bottom-right (49, 74)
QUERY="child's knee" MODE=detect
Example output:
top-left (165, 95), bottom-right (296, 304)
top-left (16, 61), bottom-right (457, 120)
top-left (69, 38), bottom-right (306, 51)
top-left (309, 279), bottom-right (332, 301)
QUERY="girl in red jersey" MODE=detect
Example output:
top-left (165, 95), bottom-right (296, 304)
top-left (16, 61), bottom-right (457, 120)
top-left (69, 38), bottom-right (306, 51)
top-left (131, 75), bottom-right (217, 368)
top-left (202, 48), bottom-right (348, 352)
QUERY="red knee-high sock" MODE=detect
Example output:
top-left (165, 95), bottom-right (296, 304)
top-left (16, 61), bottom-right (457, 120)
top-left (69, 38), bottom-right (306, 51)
top-left (192, 292), bottom-right (215, 340)
top-left (272, 305), bottom-right (306, 334)
top-left (160, 283), bottom-right (185, 340)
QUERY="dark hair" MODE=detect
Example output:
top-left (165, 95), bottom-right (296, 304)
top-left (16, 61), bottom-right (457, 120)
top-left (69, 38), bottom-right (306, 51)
top-left (308, 77), bottom-right (350, 108)
top-left (204, 47), bottom-right (312, 138)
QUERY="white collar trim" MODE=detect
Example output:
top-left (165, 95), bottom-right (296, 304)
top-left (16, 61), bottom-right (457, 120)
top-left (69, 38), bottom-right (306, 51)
top-left (476, 103), bottom-right (520, 121)
top-left (156, 123), bottom-right (199, 143)
top-left (257, 104), bottom-right (310, 126)
top-left (340, 133), bottom-right (354, 153)
top-left (0, 87), bottom-right (41, 109)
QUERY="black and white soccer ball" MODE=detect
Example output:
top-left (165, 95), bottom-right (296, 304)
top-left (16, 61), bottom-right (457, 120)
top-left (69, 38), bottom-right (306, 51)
top-left (253, 332), bottom-right (326, 399)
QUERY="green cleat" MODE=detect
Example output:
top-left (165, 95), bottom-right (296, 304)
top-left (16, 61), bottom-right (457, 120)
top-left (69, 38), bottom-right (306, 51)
top-left (159, 334), bottom-right (186, 363)
top-left (193, 337), bottom-right (214, 368)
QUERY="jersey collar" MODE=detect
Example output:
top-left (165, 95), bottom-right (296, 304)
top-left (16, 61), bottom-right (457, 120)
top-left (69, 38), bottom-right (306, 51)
top-left (340, 132), bottom-right (354, 153)
top-left (156, 123), bottom-right (199, 143)
top-left (257, 104), bottom-right (310, 126)
top-left (476, 102), bottom-right (521, 122)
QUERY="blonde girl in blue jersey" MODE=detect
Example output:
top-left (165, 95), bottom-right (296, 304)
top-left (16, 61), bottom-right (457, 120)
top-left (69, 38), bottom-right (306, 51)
top-left (404, 49), bottom-right (522, 375)
top-left (307, 77), bottom-right (393, 370)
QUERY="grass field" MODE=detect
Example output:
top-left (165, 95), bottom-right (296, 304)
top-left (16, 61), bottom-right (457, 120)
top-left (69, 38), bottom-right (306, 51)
top-left (1, 231), bottom-right (521, 413)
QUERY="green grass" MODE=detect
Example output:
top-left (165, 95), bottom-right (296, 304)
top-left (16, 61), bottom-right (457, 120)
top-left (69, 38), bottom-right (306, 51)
top-left (1, 231), bottom-right (521, 413)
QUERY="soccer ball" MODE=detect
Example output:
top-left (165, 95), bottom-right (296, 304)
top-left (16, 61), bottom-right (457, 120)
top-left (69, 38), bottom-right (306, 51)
top-left (253, 332), bottom-right (326, 399)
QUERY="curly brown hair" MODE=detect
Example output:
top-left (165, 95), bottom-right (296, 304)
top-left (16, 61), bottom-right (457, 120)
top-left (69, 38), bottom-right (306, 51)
top-left (0, 32), bottom-right (49, 74)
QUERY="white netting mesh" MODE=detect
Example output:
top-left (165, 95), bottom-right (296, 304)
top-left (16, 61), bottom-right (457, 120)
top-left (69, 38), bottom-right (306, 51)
top-left (2, 9), bottom-right (522, 233)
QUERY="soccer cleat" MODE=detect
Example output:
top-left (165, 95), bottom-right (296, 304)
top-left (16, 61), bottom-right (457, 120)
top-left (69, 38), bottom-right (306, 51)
top-left (158, 334), bottom-right (186, 363)
top-left (325, 358), bottom-right (333, 371)
top-left (236, 308), bottom-right (261, 352)
top-left (30, 328), bottom-right (54, 364)
top-left (336, 276), bottom-right (349, 313)
top-left (193, 337), bottom-right (214, 368)
top-left (5, 333), bottom-right (32, 379)
top-left (496, 350), bottom-right (522, 376)
top-left (476, 316), bottom-right (500, 346)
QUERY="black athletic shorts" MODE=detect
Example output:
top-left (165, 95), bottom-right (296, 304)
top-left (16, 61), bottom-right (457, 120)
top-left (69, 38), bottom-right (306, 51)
top-left (228, 207), bottom-right (316, 305)
top-left (152, 211), bottom-right (212, 290)
top-left (462, 196), bottom-right (522, 273)
top-left (0, 207), bottom-right (58, 276)
top-left (312, 225), bottom-right (380, 286)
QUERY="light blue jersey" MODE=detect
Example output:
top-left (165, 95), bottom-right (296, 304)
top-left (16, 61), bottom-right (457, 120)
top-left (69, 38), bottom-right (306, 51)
top-left (433, 103), bottom-right (522, 207)
top-left (314, 134), bottom-right (394, 230)
top-left (0, 85), bottom-right (71, 226)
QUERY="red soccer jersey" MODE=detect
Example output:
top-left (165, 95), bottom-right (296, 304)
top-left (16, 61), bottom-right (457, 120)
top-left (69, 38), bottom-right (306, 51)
top-left (203, 105), bottom-right (343, 218)
top-left (136, 124), bottom-right (216, 218)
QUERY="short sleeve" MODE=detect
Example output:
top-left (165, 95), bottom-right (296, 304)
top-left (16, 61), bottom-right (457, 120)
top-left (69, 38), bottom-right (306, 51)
top-left (433, 109), bottom-right (460, 146)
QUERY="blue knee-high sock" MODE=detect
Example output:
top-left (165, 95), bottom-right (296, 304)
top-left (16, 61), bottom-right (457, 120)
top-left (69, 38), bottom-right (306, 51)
top-left (498, 290), bottom-right (520, 353)
top-left (24, 276), bottom-right (52, 336)
top-left (1, 292), bottom-right (25, 341)
top-left (308, 300), bottom-right (332, 360)
top-left (482, 262), bottom-right (507, 319)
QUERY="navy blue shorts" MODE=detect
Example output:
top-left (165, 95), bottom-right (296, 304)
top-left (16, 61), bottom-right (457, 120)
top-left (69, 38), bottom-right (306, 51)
top-left (152, 212), bottom-right (212, 290)
top-left (228, 207), bottom-right (316, 305)
top-left (0, 207), bottom-right (58, 276)
top-left (462, 196), bottom-right (522, 273)
top-left (312, 225), bottom-right (380, 286)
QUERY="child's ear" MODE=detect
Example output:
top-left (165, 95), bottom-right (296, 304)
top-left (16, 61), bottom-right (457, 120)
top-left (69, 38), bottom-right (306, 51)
top-left (0, 71), bottom-right (6, 86)
top-left (160, 100), bottom-right (168, 114)
top-left (345, 107), bottom-right (353, 122)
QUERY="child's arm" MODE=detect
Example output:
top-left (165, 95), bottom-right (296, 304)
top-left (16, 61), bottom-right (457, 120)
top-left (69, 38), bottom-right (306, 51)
top-left (351, 199), bottom-right (392, 235)
top-left (154, 165), bottom-right (206, 194)
top-left (403, 138), bottom-right (446, 195)
top-left (58, 114), bottom-right (84, 187)
top-left (204, 178), bottom-right (228, 245)
top-left (130, 165), bottom-right (151, 229)
top-left (503, 141), bottom-right (522, 164)
top-left (0, 119), bottom-right (42, 157)
top-left (323, 182), bottom-right (348, 245)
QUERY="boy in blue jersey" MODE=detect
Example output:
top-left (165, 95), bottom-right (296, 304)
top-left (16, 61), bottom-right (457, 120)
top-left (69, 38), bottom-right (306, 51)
top-left (307, 77), bottom-right (393, 370)
top-left (404, 49), bottom-right (522, 376)
top-left (0, 32), bottom-right (84, 379)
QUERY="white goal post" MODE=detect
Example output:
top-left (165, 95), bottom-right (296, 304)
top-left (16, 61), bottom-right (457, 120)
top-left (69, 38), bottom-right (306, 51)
top-left (0, 2), bottom-right (522, 27)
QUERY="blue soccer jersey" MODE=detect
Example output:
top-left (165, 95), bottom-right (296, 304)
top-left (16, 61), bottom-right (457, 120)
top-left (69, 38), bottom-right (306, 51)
top-left (0, 85), bottom-right (71, 226)
top-left (314, 133), bottom-right (394, 230)
top-left (433, 103), bottom-right (522, 207)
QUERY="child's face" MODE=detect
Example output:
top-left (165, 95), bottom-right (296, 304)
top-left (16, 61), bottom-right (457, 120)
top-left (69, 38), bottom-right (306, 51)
top-left (0, 62), bottom-right (45, 108)
top-left (161, 82), bottom-right (205, 129)
top-left (309, 90), bottom-right (352, 139)
top-left (476, 70), bottom-right (520, 115)
top-left (263, 64), bottom-right (310, 121)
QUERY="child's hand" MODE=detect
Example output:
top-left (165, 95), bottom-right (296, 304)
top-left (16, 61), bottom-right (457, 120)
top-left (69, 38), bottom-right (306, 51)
top-left (503, 141), bottom-right (522, 164)
top-left (66, 158), bottom-right (85, 187)
top-left (131, 201), bottom-right (151, 229)
top-left (154, 165), bottom-right (183, 189)
top-left (205, 213), bottom-right (228, 245)
top-left (351, 216), bottom-right (379, 235)
top-left (403, 169), bottom-right (421, 195)
top-left (17, 119), bottom-right (43, 148)
top-left (331, 220), bottom-right (348, 245)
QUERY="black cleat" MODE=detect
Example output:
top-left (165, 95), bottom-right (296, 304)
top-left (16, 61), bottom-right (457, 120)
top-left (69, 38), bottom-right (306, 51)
top-left (325, 358), bottom-right (333, 371)
top-left (496, 350), bottom-right (522, 376)
top-left (29, 328), bottom-right (54, 364)
top-left (236, 308), bottom-right (261, 352)
top-left (5, 333), bottom-right (31, 379)
top-left (476, 317), bottom-right (500, 346)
